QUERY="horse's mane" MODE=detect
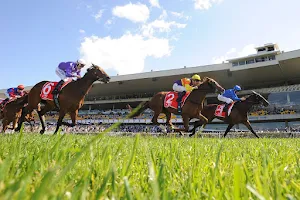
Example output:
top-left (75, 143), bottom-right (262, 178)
top-left (9, 95), bottom-right (28, 106)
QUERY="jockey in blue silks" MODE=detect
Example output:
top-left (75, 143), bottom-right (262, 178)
top-left (217, 85), bottom-right (245, 113)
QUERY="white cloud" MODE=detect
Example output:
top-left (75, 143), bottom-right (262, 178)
top-left (212, 45), bottom-right (256, 64)
top-left (159, 10), bottom-right (168, 19)
top-left (94, 9), bottom-right (104, 21)
top-left (149, 0), bottom-right (160, 8)
top-left (194, 0), bottom-right (224, 10)
top-left (170, 11), bottom-right (191, 21)
top-left (212, 56), bottom-right (227, 64)
top-left (79, 33), bottom-right (171, 75)
top-left (105, 19), bottom-right (113, 25)
top-left (237, 44), bottom-right (256, 57)
top-left (112, 3), bottom-right (150, 23)
top-left (79, 29), bottom-right (85, 34)
top-left (171, 11), bottom-right (184, 18)
top-left (142, 19), bottom-right (186, 37)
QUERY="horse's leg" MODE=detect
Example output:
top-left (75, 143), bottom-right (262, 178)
top-left (38, 104), bottom-right (53, 134)
top-left (54, 111), bottom-right (66, 134)
top-left (243, 120), bottom-right (259, 138)
top-left (12, 117), bottom-right (19, 131)
top-left (2, 119), bottom-right (9, 133)
top-left (61, 110), bottom-right (77, 127)
top-left (189, 120), bottom-right (204, 137)
top-left (151, 111), bottom-right (160, 125)
top-left (223, 124), bottom-right (234, 138)
top-left (173, 114), bottom-right (190, 135)
top-left (197, 113), bottom-right (208, 124)
top-left (15, 106), bottom-right (28, 132)
top-left (188, 113), bottom-right (209, 137)
top-left (25, 117), bottom-right (34, 132)
top-left (163, 110), bottom-right (175, 129)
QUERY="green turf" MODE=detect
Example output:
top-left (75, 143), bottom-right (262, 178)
top-left (0, 133), bottom-right (299, 199)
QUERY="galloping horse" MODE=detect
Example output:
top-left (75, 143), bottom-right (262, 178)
top-left (189, 91), bottom-right (270, 138)
top-left (15, 64), bottom-right (110, 134)
top-left (128, 77), bottom-right (224, 134)
top-left (1, 94), bottom-right (35, 133)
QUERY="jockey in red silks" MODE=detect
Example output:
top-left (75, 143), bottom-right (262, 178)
top-left (0, 85), bottom-right (25, 108)
top-left (52, 59), bottom-right (86, 95)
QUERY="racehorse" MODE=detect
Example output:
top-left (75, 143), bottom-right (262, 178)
top-left (127, 77), bottom-right (224, 134)
top-left (1, 94), bottom-right (35, 133)
top-left (189, 91), bottom-right (270, 138)
top-left (15, 64), bottom-right (110, 134)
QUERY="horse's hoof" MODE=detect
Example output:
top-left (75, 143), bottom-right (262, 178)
top-left (40, 130), bottom-right (45, 135)
top-left (15, 128), bottom-right (20, 132)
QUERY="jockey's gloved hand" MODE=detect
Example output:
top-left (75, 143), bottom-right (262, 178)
top-left (193, 86), bottom-right (198, 90)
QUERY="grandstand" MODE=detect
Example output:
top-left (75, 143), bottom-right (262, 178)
top-left (1, 43), bottom-right (300, 132)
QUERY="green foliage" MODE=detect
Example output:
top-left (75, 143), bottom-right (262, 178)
top-left (0, 134), bottom-right (299, 199)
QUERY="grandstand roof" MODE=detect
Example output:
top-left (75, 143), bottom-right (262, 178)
top-left (1, 48), bottom-right (300, 101)
top-left (86, 49), bottom-right (300, 97)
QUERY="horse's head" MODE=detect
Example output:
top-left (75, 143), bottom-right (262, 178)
top-left (86, 64), bottom-right (111, 83)
top-left (246, 91), bottom-right (270, 107)
top-left (201, 77), bottom-right (224, 93)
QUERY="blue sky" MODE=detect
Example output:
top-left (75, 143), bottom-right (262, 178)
top-left (1, 0), bottom-right (300, 89)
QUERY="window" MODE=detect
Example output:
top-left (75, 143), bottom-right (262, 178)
top-left (267, 46), bottom-right (275, 51)
top-left (256, 57), bottom-right (263, 62)
top-left (246, 59), bottom-right (255, 64)
top-left (268, 55), bottom-right (275, 60)
top-left (267, 92), bottom-right (287, 105)
top-left (232, 62), bottom-right (238, 67)
top-left (238, 60), bottom-right (245, 65)
top-left (257, 48), bottom-right (265, 52)
top-left (289, 91), bottom-right (300, 104)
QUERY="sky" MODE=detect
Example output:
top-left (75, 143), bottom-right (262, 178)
top-left (1, 0), bottom-right (300, 89)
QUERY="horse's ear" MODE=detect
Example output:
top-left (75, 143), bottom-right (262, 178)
top-left (92, 63), bottom-right (95, 67)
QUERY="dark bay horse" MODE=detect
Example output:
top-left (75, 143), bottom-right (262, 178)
top-left (15, 64), bottom-right (110, 134)
top-left (1, 94), bottom-right (35, 133)
top-left (189, 91), bottom-right (270, 138)
top-left (128, 77), bottom-right (224, 134)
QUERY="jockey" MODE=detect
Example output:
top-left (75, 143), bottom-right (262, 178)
top-left (0, 85), bottom-right (25, 108)
top-left (217, 85), bottom-right (246, 113)
top-left (52, 59), bottom-right (86, 95)
top-left (173, 74), bottom-right (202, 113)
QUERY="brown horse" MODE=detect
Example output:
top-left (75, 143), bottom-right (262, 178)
top-left (15, 64), bottom-right (110, 134)
top-left (128, 77), bottom-right (224, 134)
top-left (1, 94), bottom-right (35, 133)
top-left (189, 91), bottom-right (270, 138)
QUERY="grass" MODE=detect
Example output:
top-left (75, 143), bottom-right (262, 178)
top-left (0, 133), bottom-right (299, 199)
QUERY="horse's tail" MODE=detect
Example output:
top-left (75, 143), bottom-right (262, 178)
top-left (127, 101), bottom-right (149, 118)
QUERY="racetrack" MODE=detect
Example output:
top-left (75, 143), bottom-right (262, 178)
top-left (0, 133), bottom-right (299, 199)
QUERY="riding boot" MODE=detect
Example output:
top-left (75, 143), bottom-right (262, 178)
top-left (223, 103), bottom-right (229, 114)
top-left (52, 80), bottom-right (65, 95)
top-left (177, 91), bottom-right (186, 113)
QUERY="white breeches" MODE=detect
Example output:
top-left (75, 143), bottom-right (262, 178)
top-left (4, 91), bottom-right (10, 98)
top-left (217, 94), bottom-right (233, 104)
top-left (173, 83), bottom-right (186, 92)
top-left (56, 67), bottom-right (73, 82)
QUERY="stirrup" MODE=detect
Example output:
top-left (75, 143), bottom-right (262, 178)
top-left (177, 107), bottom-right (182, 113)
